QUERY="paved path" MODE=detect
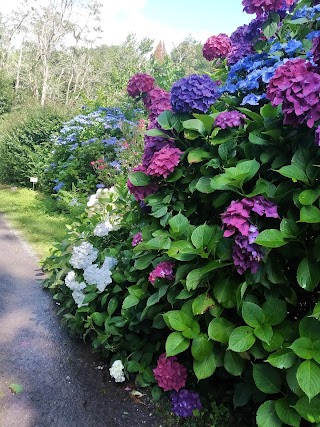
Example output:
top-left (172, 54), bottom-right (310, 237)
top-left (0, 214), bottom-right (163, 427)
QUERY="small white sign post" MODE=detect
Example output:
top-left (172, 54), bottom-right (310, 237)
top-left (30, 177), bottom-right (38, 190)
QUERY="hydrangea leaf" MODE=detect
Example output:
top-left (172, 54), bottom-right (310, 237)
top-left (267, 349), bottom-right (297, 369)
top-left (208, 317), bottom-right (235, 344)
top-left (228, 326), bottom-right (256, 352)
top-left (275, 398), bottom-right (300, 427)
top-left (256, 400), bottom-right (282, 427)
top-left (254, 229), bottom-right (287, 248)
top-left (296, 360), bottom-right (320, 400)
top-left (165, 331), bottom-right (190, 357)
top-left (193, 353), bottom-right (216, 380)
top-left (253, 364), bottom-right (282, 394)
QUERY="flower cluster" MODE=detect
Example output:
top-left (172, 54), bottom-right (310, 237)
top-left (170, 389), bottom-right (202, 417)
top-left (311, 36), bottom-right (320, 66)
top-left (132, 232), bottom-right (143, 247)
top-left (267, 58), bottom-right (320, 128)
top-left (142, 134), bottom-right (175, 168)
top-left (149, 261), bottom-right (175, 284)
top-left (221, 196), bottom-right (279, 274)
top-left (127, 73), bottom-right (155, 98)
top-left (94, 217), bottom-right (121, 237)
top-left (202, 34), bottom-right (231, 60)
top-left (83, 257), bottom-right (117, 292)
top-left (64, 271), bottom-right (87, 307)
top-left (109, 360), bottom-right (125, 382)
top-left (153, 353), bottom-right (187, 392)
top-left (170, 74), bottom-right (220, 114)
top-left (215, 111), bottom-right (246, 129)
top-left (147, 145), bottom-right (183, 178)
top-left (242, 0), bottom-right (295, 15)
top-left (127, 165), bottom-right (159, 201)
top-left (143, 87), bottom-right (171, 122)
top-left (69, 241), bottom-right (98, 269)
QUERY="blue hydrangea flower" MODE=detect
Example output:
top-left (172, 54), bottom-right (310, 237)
top-left (170, 74), bottom-right (220, 114)
top-left (241, 93), bottom-right (266, 105)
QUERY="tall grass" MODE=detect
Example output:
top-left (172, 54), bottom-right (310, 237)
top-left (0, 186), bottom-right (75, 259)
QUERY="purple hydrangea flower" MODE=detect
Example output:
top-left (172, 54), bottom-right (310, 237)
top-left (228, 43), bottom-right (254, 66)
top-left (215, 111), bottom-right (247, 129)
top-left (251, 196), bottom-right (279, 218)
top-left (170, 74), bottom-right (220, 114)
top-left (142, 130), bottom-right (176, 168)
top-left (244, 15), bottom-right (266, 43)
top-left (143, 87), bottom-right (171, 122)
top-left (203, 34), bottom-right (231, 60)
top-left (149, 261), bottom-right (175, 284)
top-left (147, 145), bottom-right (183, 179)
top-left (132, 232), bottom-right (143, 247)
top-left (127, 73), bottom-right (155, 98)
top-left (242, 0), bottom-right (296, 15)
top-left (153, 353), bottom-right (187, 392)
top-left (311, 36), bottom-right (320, 67)
top-left (170, 389), bottom-right (202, 417)
top-left (221, 199), bottom-right (254, 237)
top-left (233, 234), bottom-right (264, 275)
top-left (267, 58), bottom-right (320, 128)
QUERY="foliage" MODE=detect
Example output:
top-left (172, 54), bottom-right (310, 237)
top-left (43, 1), bottom-right (320, 426)
top-left (0, 107), bottom-right (65, 187)
top-left (43, 105), bottom-right (145, 195)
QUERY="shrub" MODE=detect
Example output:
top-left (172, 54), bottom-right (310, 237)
top-left (43, 1), bottom-right (320, 426)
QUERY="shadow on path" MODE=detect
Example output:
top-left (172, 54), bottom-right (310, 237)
top-left (0, 214), bottom-right (164, 427)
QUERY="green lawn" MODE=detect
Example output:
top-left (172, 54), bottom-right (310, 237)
top-left (0, 185), bottom-right (75, 260)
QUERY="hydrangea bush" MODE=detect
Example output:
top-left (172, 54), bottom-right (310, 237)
top-left (43, 1), bottom-right (320, 425)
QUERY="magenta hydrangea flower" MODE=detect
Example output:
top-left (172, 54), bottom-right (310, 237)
top-left (203, 34), bottom-right (231, 60)
top-left (170, 389), bottom-right (202, 417)
top-left (251, 196), bottom-right (279, 218)
top-left (143, 87), bottom-right (171, 122)
top-left (132, 232), bottom-right (143, 247)
top-left (233, 234), bottom-right (264, 275)
top-left (242, 0), bottom-right (295, 15)
top-left (311, 36), bottom-right (320, 67)
top-left (149, 261), bottom-right (175, 284)
top-left (221, 199), bottom-right (253, 237)
top-left (267, 58), bottom-right (320, 128)
top-left (228, 43), bottom-right (254, 66)
top-left (127, 165), bottom-right (159, 201)
top-left (170, 74), bottom-right (220, 114)
top-left (215, 111), bottom-right (247, 129)
top-left (127, 73), bottom-right (155, 98)
top-left (316, 127), bottom-right (320, 146)
top-left (153, 353), bottom-right (187, 392)
top-left (147, 145), bottom-right (183, 179)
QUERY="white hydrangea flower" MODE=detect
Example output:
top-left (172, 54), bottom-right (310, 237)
top-left (93, 219), bottom-right (114, 237)
top-left (69, 242), bottom-right (98, 269)
top-left (83, 264), bottom-right (112, 292)
top-left (87, 194), bottom-right (97, 207)
top-left (103, 256), bottom-right (118, 270)
top-left (109, 360), bottom-right (125, 382)
top-left (72, 289), bottom-right (87, 308)
top-left (65, 270), bottom-right (86, 292)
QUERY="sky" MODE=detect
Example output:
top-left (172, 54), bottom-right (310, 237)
top-left (3, 0), bottom-right (252, 50)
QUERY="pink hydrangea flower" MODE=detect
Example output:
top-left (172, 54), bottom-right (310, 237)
top-left (132, 232), bottom-right (143, 247)
top-left (221, 199), bottom-right (253, 237)
top-left (127, 165), bottom-right (159, 201)
top-left (143, 87), bottom-right (172, 122)
top-left (147, 145), bottom-right (183, 179)
top-left (311, 36), bottom-right (320, 67)
top-left (149, 261), bottom-right (175, 284)
top-left (127, 73), bottom-right (155, 98)
top-left (153, 353), bottom-right (187, 392)
top-left (215, 111), bottom-right (246, 129)
top-left (267, 58), bottom-right (320, 128)
top-left (242, 0), bottom-right (296, 15)
top-left (203, 34), bottom-right (231, 61)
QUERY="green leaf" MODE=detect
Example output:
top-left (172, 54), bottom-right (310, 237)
top-left (195, 176), bottom-right (215, 193)
top-left (276, 164), bottom-right (309, 184)
top-left (134, 254), bottom-right (156, 270)
top-left (192, 293), bottom-right (215, 315)
top-left (213, 278), bottom-right (237, 308)
top-left (300, 317), bottom-right (320, 341)
top-left (157, 110), bottom-right (180, 130)
top-left (91, 312), bottom-right (104, 327)
top-left (83, 292), bottom-right (98, 304)
top-left (208, 317), bottom-right (235, 344)
top-left (262, 19), bottom-right (278, 39)
top-left (262, 332), bottom-right (284, 352)
top-left (254, 229), bottom-right (287, 248)
top-left (260, 103), bottom-right (280, 120)
top-left (256, 401), bottom-right (282, 427)
top-left (191, 335), bottom-right (214, 361)
top-left (193, 353), bottom-right (216, 380)
top-left (280, 218), bottom-right (299, 238)
top-left (183, 119), bottom-right (206, 135)
top-left (262, 298), bottom-right (287, 326)
top-left (151, 385), bottom-right (162, 401)
top-left (167, 240), bottom-right (197, 261)
top-left (290, 337), bottom-right (314, 360)
top-left (275, 398), bottom-right (301, 427)
top-left (146, 285), bottom-right (169, 307)
top-left (297, 360), bottom-right (320, 400)
top-left (191, 224), bottom-right (214, 249)
top-left (165, 331), bottom-right (190, 356)
top-left (267, 349), bottom-right (296, 369)
top-left (228, 326), bottom-right (256, 352)
top-left (224, 350), bottom-right (246, 376)
top-left (193, 113), bottom-right (214, 132)
top-left (300, 205), bottom-right (320, 223)
top-left (122, 294), bottom-right (139, 310)
top-left (237, 108), bottom-right (263, 126)
top-left (185, 261), bottom-right (228, 291)
top-left (169, 213), bottom-right (189, 235)
top-left (107, 297), bottom-right (118, 316)
top-left (299, 189), bottom-right (320, 206)
top-left (253, 364), bottom-right (282, 394)
top-left (128, 171), bottom-right (150, 186)
top-left (293, 396), bottom-right (320, 423)
top-left (9, 383), bottom-right (23, 394)
top-left (297, 257), bottom-right (320, 291)
top-left (242, 302), bottom-right (265, 327)
top-left (163, 310), bottom-right (192, 331)
top-left (145, 128), bottom-right (170, 138)
top-left (254, 323), bottom-right (273, 344)
top-left (224, 159), bottom-right (260, 183)
top-left (126, 360), bottom-right (141, 373)
top-left (249, 132), bottom-right (268, 146)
